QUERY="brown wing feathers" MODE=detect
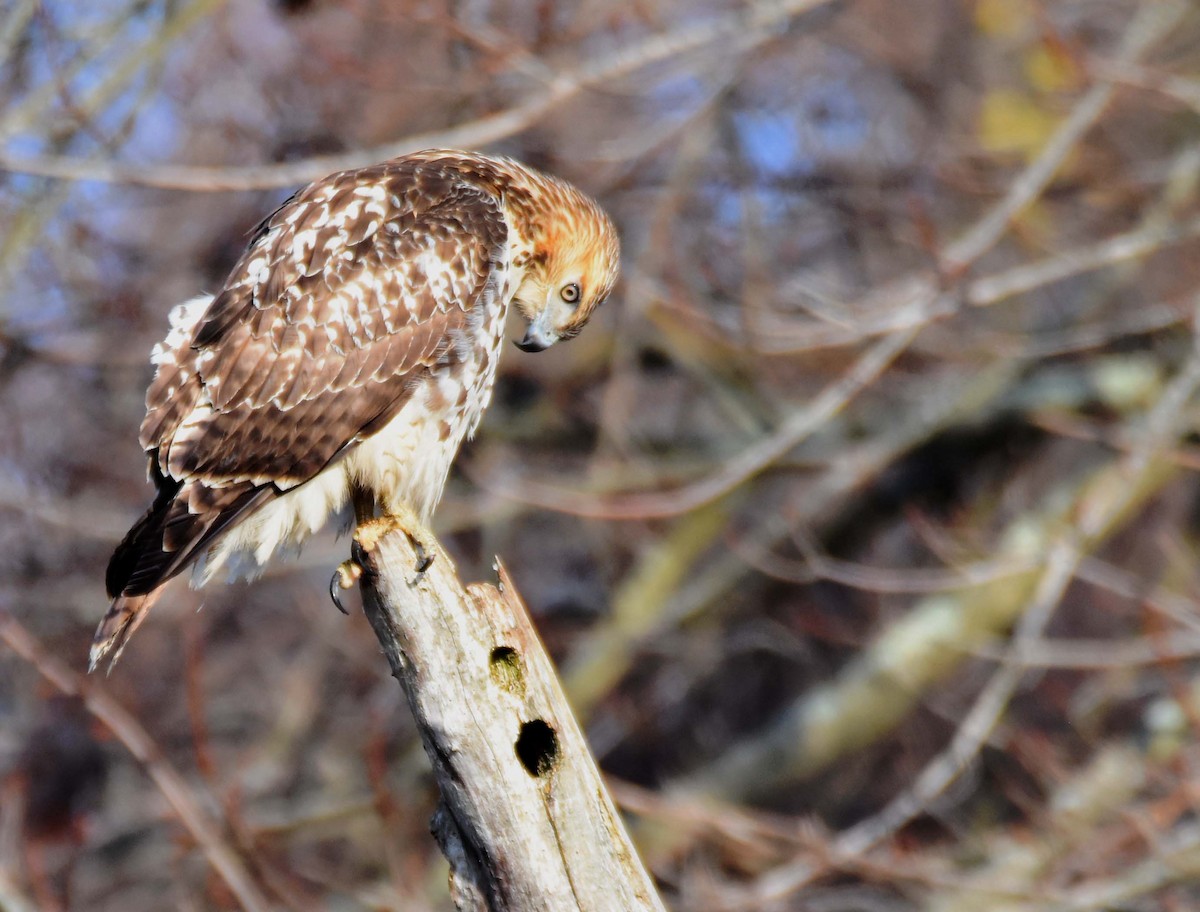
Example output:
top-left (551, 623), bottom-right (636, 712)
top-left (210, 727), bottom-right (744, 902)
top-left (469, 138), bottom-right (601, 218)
top-left (95, 158), bottom-right (506, 670)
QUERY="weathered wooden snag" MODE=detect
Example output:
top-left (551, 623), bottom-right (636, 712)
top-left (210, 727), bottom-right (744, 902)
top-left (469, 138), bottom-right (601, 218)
top-left (353, 518), bottom-right (667, 912)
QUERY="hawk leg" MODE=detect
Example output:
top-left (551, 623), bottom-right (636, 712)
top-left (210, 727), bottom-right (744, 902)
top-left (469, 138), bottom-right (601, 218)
top-left (329, 492), bottom-right (436, 612)
top-left (329, 484), bottom-right (375, 614)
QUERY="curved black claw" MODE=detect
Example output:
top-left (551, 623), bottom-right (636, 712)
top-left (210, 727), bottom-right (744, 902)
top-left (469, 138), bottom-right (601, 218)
top-left (329, 570), bottom-right (350, 615)
top-left (330, 559), bottom-right (362, 614)
top-left (413, 540), bottom-right (434, 576)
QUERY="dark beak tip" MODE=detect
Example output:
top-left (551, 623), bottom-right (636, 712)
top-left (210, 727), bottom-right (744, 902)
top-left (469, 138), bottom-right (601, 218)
top-left (514, 334), bottom-right (551, 353)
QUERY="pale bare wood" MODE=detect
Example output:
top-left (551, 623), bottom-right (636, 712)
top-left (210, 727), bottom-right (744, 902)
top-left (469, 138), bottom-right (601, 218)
top-left (352, 517), bottom-right (667, 912)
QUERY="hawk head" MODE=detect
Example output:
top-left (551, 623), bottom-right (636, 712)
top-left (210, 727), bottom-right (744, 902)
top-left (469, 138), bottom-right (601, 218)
top-left (513, 188), bottom-right (620, 353)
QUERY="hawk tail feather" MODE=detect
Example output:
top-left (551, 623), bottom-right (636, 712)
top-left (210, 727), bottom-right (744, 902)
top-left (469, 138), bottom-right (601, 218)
top-left (90, 591), bottom-right (162, 673)
top-left (96, 479), bottom-right (274, 671)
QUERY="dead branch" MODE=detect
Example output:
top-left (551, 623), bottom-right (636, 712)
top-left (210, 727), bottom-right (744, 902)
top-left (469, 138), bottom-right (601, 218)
top-left (687, 449), bottom-right (1179, 805)
top-left (943, 0), bottom-right (1188, 271)
top-left (487, 321), bottom-right (921, 521)
top-left (352, 520), bottom-right (667, 912)
top-left (0, 0), bottom-right (835, 192)
top-left (0, 613), bottom-right (275, 912)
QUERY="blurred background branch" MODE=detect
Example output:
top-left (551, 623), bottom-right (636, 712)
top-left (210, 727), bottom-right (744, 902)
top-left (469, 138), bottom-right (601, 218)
top-left (3, 0), bottom-right (1200, 910)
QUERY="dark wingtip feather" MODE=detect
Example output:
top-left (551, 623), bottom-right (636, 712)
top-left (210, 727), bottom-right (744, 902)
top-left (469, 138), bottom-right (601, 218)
top-left (107, 459), bottom-right (182, 599)
top-left (106, 504), bottom-right (174, 599)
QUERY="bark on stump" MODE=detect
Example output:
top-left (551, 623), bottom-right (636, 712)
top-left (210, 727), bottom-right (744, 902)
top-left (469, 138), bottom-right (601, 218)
top-left (353, 520), bottom-right (667, 912)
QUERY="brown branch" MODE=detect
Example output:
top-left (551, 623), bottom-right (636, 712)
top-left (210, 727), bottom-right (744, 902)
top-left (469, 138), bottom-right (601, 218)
top-left (0, 0), bottom-right (834, 191)
top-left (481, 321), bottom-right (921, 521)
top-left (942, 1), bottom-right (1189, 270)
top-left (0, 613), bottom-right (276, 912)
top-left (477, 0), bottom-right (1193, 527)
top-left (704, 292), bottom-right (1200, 909)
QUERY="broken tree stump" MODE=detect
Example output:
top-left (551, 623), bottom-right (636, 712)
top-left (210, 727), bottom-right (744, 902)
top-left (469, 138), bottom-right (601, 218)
top-left (353, 519), bottom-right (667, 912)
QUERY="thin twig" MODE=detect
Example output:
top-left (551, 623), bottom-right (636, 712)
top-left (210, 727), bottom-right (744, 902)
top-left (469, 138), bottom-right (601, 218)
top-left (942, 1), bottom-right (1190, 271)
top-left (0, 0), bottom-right (835, 191)
top-left (489, 322), bottom-right (922, 520)
top-left (730, 294), bottom-right (1200, 908)
top-left (0, 613), bottom-right (276, 912)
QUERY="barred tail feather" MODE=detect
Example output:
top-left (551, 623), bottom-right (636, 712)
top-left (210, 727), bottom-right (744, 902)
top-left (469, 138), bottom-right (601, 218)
top-left (90, 591), bottom-right (162, 673)
top-left (96, 475), bottom-right (274, 672)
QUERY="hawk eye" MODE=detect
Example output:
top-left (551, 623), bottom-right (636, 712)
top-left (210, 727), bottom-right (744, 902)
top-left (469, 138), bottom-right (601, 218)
top-left (560, 283), bottom-right (581, 305)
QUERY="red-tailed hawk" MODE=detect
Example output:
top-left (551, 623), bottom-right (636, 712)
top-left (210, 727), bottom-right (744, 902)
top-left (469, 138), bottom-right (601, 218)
top-left (94, 150), bottom-right (620, 671)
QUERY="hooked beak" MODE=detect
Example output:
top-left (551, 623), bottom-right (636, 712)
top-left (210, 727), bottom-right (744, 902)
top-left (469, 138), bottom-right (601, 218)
top-left (514, 313), bottom-right (559, 353)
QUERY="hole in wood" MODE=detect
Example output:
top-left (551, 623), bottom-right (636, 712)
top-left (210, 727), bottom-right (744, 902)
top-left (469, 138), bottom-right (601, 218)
top-left (489, 645), bottom-right (524, 695)
top-left (515, 720), bottom-right (558, 777)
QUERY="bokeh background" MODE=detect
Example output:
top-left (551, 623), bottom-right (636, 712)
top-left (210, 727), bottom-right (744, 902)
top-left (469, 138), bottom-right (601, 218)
top-left (3, 0), bottom-right (1200, 909)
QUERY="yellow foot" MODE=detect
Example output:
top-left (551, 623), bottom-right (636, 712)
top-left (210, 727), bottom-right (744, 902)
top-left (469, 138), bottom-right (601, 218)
top-left (352, 507), bottom-right (437, 582)
top-left (353, 513), bottom-right (404, 553)
top-left (329, 559), bottom-right (362, 614)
